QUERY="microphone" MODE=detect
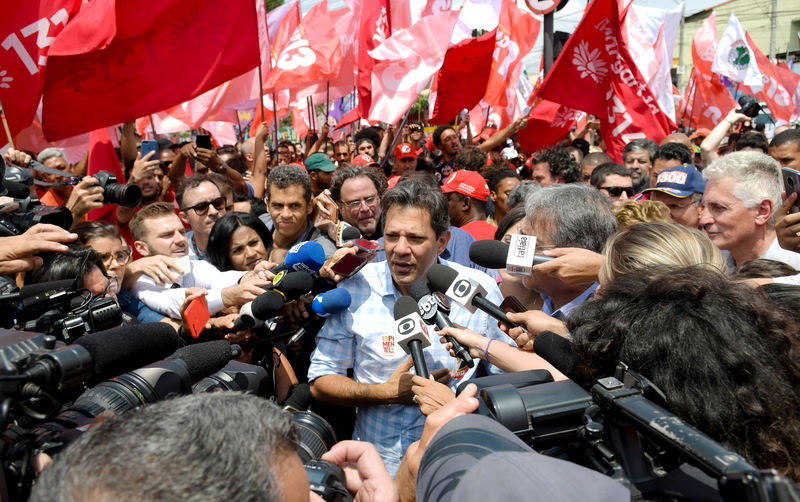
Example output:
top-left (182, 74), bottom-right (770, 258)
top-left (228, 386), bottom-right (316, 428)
top-left (233, 290), bottom-right (285, 331)
top-left (0, 279), bottom-right (76, 307)
top-left (311, 288), bottom-right (352, 317)
top-left (409, 281), bottom-right (473, 368)
top-left (283, 382), bottom-right (312, 412)
top-left (427, 264), bottom-right (523, 329)
top-left (393, 296), bottom-right (431, 379)
top-left (311, 275), bottom-right (338, 296)
top-left (336, 222), bottom-right (362, 246)
top-left (469, 239), bottom-right (553, 275)
top-left (168, 340), bottom-right (240, 383)
top-left (22, 323), bottom-right (180, 389)
top-left (270, 241), bottom-right (326, 274)
top-left (534, 330), bottom-right (580, 381)
top-left (269, 270), bottom-right (314, 301)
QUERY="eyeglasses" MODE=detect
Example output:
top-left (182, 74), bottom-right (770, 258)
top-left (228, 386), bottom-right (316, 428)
top-left (409, 126), bottom-right (423, 132)
top-left (341, 195), bottom-right (379, 209)
top-left (601, 186), bottom-right (635, 197)
top-left (98, 247), bottom-right (132, 267)
top-left (181, 196), bottom-right (227, 215)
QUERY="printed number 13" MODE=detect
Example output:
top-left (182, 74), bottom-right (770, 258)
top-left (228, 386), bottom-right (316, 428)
top-left (1, 9), bottom-right (68, 75)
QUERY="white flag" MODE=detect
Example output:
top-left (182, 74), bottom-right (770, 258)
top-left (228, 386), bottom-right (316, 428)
top-left (711, 12), bottom-right (763, 91)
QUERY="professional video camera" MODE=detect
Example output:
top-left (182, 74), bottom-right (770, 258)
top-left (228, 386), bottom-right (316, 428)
top-left (0, 156), bottom-right (72, 237)
top-left (437, 365), bottom-right (800, 502)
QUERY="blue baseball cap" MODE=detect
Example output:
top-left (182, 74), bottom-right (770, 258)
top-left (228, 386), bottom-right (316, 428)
top-left (643, 164), bottom-right (705, 198)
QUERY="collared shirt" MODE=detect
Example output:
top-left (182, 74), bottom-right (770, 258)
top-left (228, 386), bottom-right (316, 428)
top-left (541, 282), bottom-right (599, 321)
top-left (723, 236), bottom-right (800, 271)
top-left (130, 259), bottom-right (245, 319)
top-left (186, 230), bottom-right (210, 262)
top-left (273, 220), bottom-right (337, 259)
top-left (307, 259), bottom-right (513, 474)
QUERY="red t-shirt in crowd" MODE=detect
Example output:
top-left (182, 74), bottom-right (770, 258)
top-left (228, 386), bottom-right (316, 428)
top-left (460, 220), bottom-right (497, 241)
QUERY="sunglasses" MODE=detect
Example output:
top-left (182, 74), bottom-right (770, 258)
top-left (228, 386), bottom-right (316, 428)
top-left (601, 186), bottom-right (635, 197)
top-left (181, 196), bottom-right (227, 215)
top-left (409, 126), bottom-right (423, 132)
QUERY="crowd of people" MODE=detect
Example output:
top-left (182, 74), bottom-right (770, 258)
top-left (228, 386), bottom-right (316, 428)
top-left (3, 102), bottom-right (800, 501)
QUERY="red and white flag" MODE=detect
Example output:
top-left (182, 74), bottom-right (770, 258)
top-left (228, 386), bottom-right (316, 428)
top-left (517, 100), bottom-right (583, 153)
top-left (264, 1), bottom-right (341, 92)
top-left (683, 70), bottom-right (737, 131)
top-left (742, 32), bottom-right (797, 123)
top-left (536, 0), bottom-right (675, 161)
top-left (368, 9), bottom-right (460, 124)
top-left (42, 0), bottom-right (260, 140)
top-left (391, 0), bottom-right (454, 33)
top-left (482, 0), bottom-right (540, 129)
top-left (692, 13), bottom-right (717, 78)
top-left (357, 0), bottom-right (391, 120)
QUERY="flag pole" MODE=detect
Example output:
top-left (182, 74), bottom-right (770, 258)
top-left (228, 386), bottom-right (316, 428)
top-left (687, 75), bottom-right (700, 129)
top-left (325, 81), bottom-right (330, 124)
top-left (379, 106), bottom-right (412, 175)
top-left (235, 110), bottom-right (243, 143)
top-left (307, 97), bottom-right (314, 135)
top-left (271, 91), bottom-right (279, 146)
top-left (147, 114), bottom-right (158, 139)
top-left (0, 98), bottom-right (15, 149)
top-left (257, 66), bottom-right (266, 122)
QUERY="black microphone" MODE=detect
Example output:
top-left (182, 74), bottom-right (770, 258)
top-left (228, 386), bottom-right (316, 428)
top-left (233, 290), bottom-right (285, 331)
top-left (337, 223), bottom-right (362, 246)
top-left (534, 330), bottom-right (580, 381)
top-left (393, 296), bottom-right (430, 379)
top-left (427, 264), bottom-right (523, 329)
top-left (469, 239), bottom-right (554, 270)
top-left (409, 281), bottom-right (473, 368)
top-left (269, 270), bottom-right (314, 301)
top-left (283, 382), bottom-right (312, 412)
top-left (22, 322), bottom-right (180, 389)
top-left (168, 340), bottom-right (239, 383)
top-left (0, 279), bottom-right (76, 306)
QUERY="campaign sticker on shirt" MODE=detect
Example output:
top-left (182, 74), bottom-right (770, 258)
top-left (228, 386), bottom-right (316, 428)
top-left (382, 335), bottom-right (395, 357)
top-left (453, 362), bottom-right (469, 381)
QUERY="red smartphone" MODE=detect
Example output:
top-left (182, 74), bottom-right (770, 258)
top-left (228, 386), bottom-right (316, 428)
top-left (184, 295), bottom-right (210, 338)
top-left (353, 238), bottom-right (383, 253)
top-left (330, 253), bottom-right (369, 278)
top-left (500, 295), bottom-right (526, 314)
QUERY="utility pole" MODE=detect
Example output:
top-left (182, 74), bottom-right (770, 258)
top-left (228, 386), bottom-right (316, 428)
top-left (769, 0), bottom-right (777, 60)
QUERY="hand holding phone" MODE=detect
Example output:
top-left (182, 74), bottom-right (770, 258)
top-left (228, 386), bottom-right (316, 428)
top-left (196, 134), bottom-right (212, 150)
top-left (184, 295), bottom-right (210, 339)
top-left (330, 253), bottom-right (369, 279)
top-left (782, 167), bottom-right (800, 214)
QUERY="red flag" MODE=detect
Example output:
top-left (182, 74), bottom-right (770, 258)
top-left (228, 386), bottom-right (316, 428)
top-left (429, 29), bottom-right (497, 125)
top-left (743, 32), bottom-right (797, 123)
top-left (41, 0), bottom-right (260, 140)
top-left (264, 1), bottom-right (342, 91)
top-left (357, 1), bottom-right (391, 120)
top-left (689, 73), bottom-right (737, 130)
top-left (482, 0), bottom-right (540, 128)
top-left (517, 100), bottom-right (582, 153)
top-left (536, 0), bottom-right (675, 161)
top-left (87, 127), bottom-right (123, 222)
top-left (692, 13), bottom-right (716, 78)
top-left (0, 0), bottom-right (102, 145)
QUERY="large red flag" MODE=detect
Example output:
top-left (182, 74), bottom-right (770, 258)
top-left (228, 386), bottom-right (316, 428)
top-left (41, 0), bottom-right (260, 141)
top-left (357, 1), bottom-right (391, 120)
top-left (0, 0), bottom-right (114, 146)
top-left (685, 72), bottom-right (737, 131)
top-left (482, 0), bottom-right (540, 129)
top-left (429, 29), bottom-right (497, 125)
top-left (87, 127), bottom-right (124, 222)
top-left (692, 13), bottom-right (716, 78)
top-left (264, 1), bottom-right (342, 92)
top-left (536, 0), bottom-right (675, 161)
top-left (743, 32), bottom-right (796, 123)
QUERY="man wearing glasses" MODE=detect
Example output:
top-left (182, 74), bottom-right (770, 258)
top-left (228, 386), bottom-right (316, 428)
top-left (177, 175), bottom-right (228, 261)
top-left (589, 163), bottom-right (634, 206)
top-left (329, 166), bottom-right (387, 240)
top-left (642, 164), bottom-right (705, 229)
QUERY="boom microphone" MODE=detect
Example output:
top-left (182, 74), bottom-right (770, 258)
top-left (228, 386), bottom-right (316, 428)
top-left (534, 330), bottom-right (580, 382)
top-left (409, 281), bottom-right (473, 368)
top-left (21, 322), bottom-right (180, 389)
top-left (311, 288), bottom-right (352, 317)
top-left (0, 279), bottom-right (76, 307)
top-left (469, 239), bottom-right (553, 272)
top-left (427, 264), bottom-right (523, 330)
top-left (270, 241), bottom-right (326, 274)
top-left (393, 296), bottom-right (430, 379)
top-left (169, 340), bottom-right (239, 383)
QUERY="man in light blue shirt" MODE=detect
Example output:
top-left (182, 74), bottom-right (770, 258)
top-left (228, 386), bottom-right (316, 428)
top-left (308, 181), bottom-right (512, 475)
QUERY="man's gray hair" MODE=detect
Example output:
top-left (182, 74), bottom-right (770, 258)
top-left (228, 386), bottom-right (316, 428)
top-left (702, 151), bottom-right (782, 210)
top-left (525, 183), bottom-right (618, 253)
top-left (37, 147), bottom-right (66, 164)
top-left (381, 180), bottom-right (449, 238)
top-left (506, 180), bottom-right (541, 211)
top-left (267, 163), bottom-right (312, 202)
top-left (30, 392), bottom-right (299, 502)
top-left (622, 138), bottom-right (658, 162)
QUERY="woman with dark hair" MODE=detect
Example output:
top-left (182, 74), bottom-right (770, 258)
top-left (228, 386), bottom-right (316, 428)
top-left (568, 266), bottom-right (800, 480)
top-left (207, 212), bottom-right (273, 272)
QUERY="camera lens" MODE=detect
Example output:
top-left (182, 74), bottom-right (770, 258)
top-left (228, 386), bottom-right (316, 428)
top-left (292, 410), bottom-right (338, 463)
top-left (105, 183), bottom-right (142, 208)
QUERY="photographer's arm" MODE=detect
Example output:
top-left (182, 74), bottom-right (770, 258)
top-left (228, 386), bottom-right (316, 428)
top-left (0, 224), bottom-right (76, 275)
top-left (700, 107), bottom-right (749, 166)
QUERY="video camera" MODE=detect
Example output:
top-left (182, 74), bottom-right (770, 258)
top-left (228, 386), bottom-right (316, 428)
top-left (438, 365), bottom-right (800, 502)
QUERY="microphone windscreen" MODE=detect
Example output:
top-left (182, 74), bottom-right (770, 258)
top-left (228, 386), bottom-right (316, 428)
top-left (408, 280), bottom-right (432, 302)
top-left (75, 323), bottom-right (180, 380)
top-left (394, 296), bottom-right (421, 320)
top-left (273, 271), bottom-right (314, 300)
top-left (4, 180), bottom-right (33, 199)
top-left (20, 279), bottom-right (76, 300)
top-left (341, 225), bottom-right (362, 241)
top-left (285, 241), bottom-right (326, 273)
top-left (311, 275), bottom-right (338, 296)
top-left (170, 340), bottom-right (235, 383)
top-left (312, 288), bottom-right (351, 317)
top-left (534, 331), bottom-right (579, 380)
top-left (283, 382), bottom-right (312, 411)
top-left (251, 290), bottom-right (285, 320)
top-left (469, 240), bottom-right (509, 269)
top-left (426, 264), bottom-right (459, 294)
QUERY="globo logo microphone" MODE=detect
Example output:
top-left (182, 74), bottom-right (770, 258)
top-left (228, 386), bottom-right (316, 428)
top-left (451, 279), bottom-right (472, 299)
top-left (398, 318), bottom-right (416, 336)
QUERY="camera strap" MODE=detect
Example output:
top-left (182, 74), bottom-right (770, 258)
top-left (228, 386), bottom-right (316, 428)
top-left (23, 160), bottom-right (80, 187)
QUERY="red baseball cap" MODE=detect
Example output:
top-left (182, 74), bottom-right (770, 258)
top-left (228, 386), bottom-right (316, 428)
top-left (441, 170), bottom-right (490, 201)
top-left (350, 153), bottom-right (379, 167)
top-left (394, 143), bottom-right (417, 160)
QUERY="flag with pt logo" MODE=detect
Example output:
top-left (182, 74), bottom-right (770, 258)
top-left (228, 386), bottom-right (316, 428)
top-left (711, 13), bottom-right (762, 91)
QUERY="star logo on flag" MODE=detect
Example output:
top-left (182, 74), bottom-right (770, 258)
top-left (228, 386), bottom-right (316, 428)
top-left (572, 40), bottom-right (608, 84)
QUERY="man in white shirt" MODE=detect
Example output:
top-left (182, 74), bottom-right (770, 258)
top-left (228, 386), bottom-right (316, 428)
top-left (129, 202), bottom-right (269, 319)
